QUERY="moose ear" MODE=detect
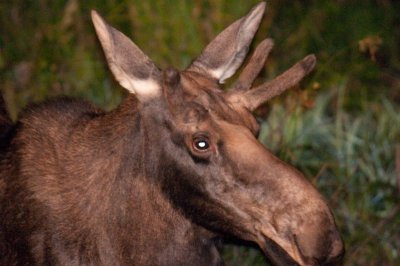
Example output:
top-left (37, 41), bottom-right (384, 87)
top-left (91, 10), bottom-right (161, 100)
top-left (187, 2), bottom-right (266, 84)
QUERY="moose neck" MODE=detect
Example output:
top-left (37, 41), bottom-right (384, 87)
top-left (84, 94), bottom-right (165, 203)
top-left (59, 95), bottom-right (220, 265)
top-left (88, 94), bottom-right (166, 179)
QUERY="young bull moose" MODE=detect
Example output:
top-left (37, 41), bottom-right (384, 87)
top-left (0, 2), bottom-right (344, 265)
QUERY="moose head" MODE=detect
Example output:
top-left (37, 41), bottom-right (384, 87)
top-left (90, 2), bottom-right (343, 265)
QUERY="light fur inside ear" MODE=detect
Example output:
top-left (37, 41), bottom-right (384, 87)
top-left (91, 10), bottom-right (161, 100)
top-left (218, 2), bottom-right (266, 83)
top-left (118, 76), bottom-right (161, 98)
top-left (188, 2), bottom-right (266, 84)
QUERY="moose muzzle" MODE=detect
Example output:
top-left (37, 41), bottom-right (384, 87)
top-left (221, 123), bottom-right (344, 265)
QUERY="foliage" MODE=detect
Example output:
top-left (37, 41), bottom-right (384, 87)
top-left (1, 0), bottom-right (399, 265)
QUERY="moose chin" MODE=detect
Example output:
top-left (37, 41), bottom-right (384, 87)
top-left (0, 2), bottom-right (344, 265)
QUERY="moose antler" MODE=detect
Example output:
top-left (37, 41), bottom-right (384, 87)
top-left (231, 38), bottom-right (274, 92)
top-left (242, 54), bottom-right (316, 110)
top-left (229, 53), bottom-right (316, 111)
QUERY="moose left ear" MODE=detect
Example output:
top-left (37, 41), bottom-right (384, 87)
top-left (187, 2), bottom-right (266, 84)
top-left (91, 10), bottom-right (161, 100)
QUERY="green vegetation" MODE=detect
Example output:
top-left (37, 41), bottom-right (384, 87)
top-left (1, 0), bottom-right (399, 265)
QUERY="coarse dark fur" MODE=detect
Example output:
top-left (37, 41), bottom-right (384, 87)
top-left (0, 95), bottom-right (222, 265)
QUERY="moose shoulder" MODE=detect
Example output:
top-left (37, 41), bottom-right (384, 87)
top-left (0, 2), bottom-right (344, 265)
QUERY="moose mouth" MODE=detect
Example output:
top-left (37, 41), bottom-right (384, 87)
top-left (262, 237), bottom-right (302, 266)
top-left (258, 233), bottom-right (344, 266)
top-left (259, 235), bottom-right (302, 266)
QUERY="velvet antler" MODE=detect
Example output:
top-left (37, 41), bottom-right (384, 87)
top-left (229, 54), bottom-right (316, 111)
top-left (230, 38), bottom-right (274, 92)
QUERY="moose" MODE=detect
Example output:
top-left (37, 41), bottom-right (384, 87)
top-left (0, 2), bottom-right (344, 265)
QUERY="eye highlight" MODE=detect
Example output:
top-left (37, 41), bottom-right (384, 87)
top-left (193, 137), bottom-right (210, 152)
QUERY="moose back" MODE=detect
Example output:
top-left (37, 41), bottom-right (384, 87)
top-left (0, 2), bottom-right (344, 265)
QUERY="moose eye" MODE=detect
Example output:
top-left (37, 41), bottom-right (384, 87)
top-left (193, 137), bottom-right (210, 151)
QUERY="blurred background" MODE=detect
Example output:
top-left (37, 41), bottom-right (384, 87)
top-left (1, 0), bottom-right (399, 265)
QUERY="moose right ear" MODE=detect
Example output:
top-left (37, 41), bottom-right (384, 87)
top-left (91, 10), bottom-right (161, 100)
top-left (187, 2), bottom-right (266, 84)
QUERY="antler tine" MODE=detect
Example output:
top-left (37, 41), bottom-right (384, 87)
top-left (231, 38), bottom-right (274, 92)
top-left (242, 54), bottom-right (316, 110)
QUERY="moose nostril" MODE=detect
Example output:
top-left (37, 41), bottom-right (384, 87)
top-left (294, 213), bottom-right (344, 265)
top-left (324, 231), bottom-right (345, 265)
top-left (295, 228), bottom-right (344, 265)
